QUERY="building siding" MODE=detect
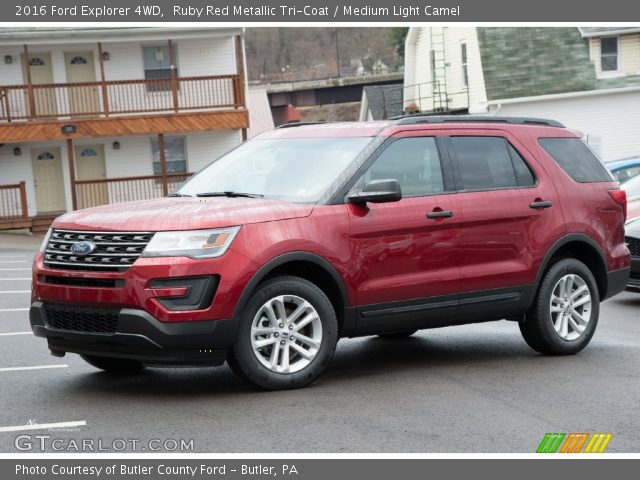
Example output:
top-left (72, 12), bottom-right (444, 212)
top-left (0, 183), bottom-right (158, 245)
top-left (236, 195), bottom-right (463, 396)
top-left (488, 89), bottom-right (640, 161)
top-left (404, 27), bottom-right (487, 112)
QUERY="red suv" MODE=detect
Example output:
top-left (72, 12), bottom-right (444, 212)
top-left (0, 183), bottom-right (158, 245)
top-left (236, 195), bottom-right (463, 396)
top-left (30, 116), bottom-right (630, 390)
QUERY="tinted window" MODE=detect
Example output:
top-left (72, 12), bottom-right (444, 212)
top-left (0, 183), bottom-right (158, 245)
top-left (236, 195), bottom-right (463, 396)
top-left (361, 137), bottom-right (444, 197)
top-left (539, 138), bottom-right (612, 183)
top-left (451, 137), bottom-right (534, 190)
top-left (508, 144), bottom-right (536, 187)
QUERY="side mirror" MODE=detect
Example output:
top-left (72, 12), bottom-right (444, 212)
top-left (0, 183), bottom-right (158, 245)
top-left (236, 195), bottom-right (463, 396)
top-left (347, 179), bottom-right (402, 204)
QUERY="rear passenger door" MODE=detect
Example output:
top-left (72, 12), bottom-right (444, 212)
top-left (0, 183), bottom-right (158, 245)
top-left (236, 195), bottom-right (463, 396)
top-left (445, 131), bottom-right (565, 316)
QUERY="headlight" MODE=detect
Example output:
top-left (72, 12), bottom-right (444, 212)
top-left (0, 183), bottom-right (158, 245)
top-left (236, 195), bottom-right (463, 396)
top-left (39, 228), bottom-right (53, 253)
top-left (141, 227), bottom-right (240, 259)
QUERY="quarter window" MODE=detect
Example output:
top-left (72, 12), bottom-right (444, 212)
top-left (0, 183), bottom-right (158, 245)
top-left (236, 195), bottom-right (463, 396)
top-left (539, 137), bottom-right (612, 183)
top-left (361, 137), bottom-right (445, 197)
top-left (450, 137), bottom-right (535, 190)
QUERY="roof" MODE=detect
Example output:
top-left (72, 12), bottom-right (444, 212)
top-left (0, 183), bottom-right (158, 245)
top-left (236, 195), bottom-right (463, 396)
top-left (253, 115), bottom-right (572, 140)
top-left (477, 27), bottom-right (599, 101)
top-left (0, 27), bottom-right (242, 45)
top-left (362, 84), bottom-right (404, 120)
top-left (604, 157), bottom-right (640, 168)
top-left (579, 27), bottom-right (640, 37)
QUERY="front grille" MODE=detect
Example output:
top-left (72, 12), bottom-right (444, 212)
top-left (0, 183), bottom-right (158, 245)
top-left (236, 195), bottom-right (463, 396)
top-left (626, 236), bottom-right (640, 258)
top-left (44, 229), bottom-right (153, 272)
top-left (44, 303), bottom-right (119, 334)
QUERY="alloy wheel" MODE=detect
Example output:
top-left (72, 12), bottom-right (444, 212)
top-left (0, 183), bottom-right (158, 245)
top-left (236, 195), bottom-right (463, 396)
top-left (250, 295), bottom-right (323, 373)
top-left (549, 273), bottom-right (592, 341)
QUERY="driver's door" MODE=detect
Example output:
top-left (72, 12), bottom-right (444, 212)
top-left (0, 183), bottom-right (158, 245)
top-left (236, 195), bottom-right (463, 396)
top-left (347, 133), bottom-right (462, 334)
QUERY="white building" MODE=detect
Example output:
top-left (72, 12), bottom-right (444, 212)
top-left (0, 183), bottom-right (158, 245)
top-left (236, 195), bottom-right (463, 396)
top-left (403, 27), bottom-right (640, 160)
top-left (0, 27), bottom-right (252, 231)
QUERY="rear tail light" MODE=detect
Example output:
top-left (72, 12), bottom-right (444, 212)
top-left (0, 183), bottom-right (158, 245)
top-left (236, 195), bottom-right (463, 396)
top-left (609, 189), bottom-right (627, 221)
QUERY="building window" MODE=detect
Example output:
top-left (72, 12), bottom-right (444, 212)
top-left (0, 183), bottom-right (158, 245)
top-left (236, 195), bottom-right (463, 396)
top-left (430, 49), bottom-right (436, 85)
top-left (461, 42), bottom-right (468, 87)
top-left (151, 136), bottom-right (187, 174)
top-left (600, 36), bottom-right (618, 72)
top-left (142, 45), bottom-right (178, 91)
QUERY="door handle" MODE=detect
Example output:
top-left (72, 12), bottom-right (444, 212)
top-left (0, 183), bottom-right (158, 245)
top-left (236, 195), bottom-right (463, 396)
top-left (529, 200), bottom-right (553, 209)
top-left (427, 210), bottom-right (454, 219)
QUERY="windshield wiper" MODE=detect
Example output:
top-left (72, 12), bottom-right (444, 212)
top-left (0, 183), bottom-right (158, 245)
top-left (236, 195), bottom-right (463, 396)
top-left (167, 192), bottom-right (192, 197)
top-left (195, 191), bottom-right (264, 198)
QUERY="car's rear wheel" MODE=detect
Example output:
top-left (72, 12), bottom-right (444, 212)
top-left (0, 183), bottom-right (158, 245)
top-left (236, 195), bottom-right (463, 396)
top-left (227, 276), bottom-right (338, 390)
top-left (80, 355), bottom-right (145, 373)
top-left (519, 258), bottom-right (599, 355)
top-left (378, 330), bottom-right (418, 339)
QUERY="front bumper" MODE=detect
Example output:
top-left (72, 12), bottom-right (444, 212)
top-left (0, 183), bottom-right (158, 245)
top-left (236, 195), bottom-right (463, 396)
top-left (30, 301), bottom-right (237, 366)
top-left (605, 267), bottom-right (631, 299)
top-left (627, 257), bottom-right (640, 292)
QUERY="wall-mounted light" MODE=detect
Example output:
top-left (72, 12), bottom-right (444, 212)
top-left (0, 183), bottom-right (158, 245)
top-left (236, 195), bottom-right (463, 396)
top-left (13, 147), bottom-right (21, 156)
top-left (112, 141), bottom-right (120, 150)
top-left (102, 51), bottom-right (110, 61)
top-left (4, 55), bottom-right (12, 65)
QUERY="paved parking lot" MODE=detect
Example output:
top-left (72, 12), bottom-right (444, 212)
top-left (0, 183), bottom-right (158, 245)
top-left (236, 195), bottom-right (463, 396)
top-left (0, 234), bottom-right (638, 453)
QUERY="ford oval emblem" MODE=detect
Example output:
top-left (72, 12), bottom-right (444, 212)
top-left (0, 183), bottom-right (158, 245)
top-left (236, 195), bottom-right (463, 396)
top-left (70, 241), bottom-right (96, 256)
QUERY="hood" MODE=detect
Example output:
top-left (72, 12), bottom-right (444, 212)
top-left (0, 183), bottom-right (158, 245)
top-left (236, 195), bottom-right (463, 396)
top-left (53, 197), bottom-right (314, 232)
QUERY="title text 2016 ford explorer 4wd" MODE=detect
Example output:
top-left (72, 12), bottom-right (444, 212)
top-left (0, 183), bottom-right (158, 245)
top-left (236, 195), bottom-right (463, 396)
top-left (30, 116), bottom-right (631, 390)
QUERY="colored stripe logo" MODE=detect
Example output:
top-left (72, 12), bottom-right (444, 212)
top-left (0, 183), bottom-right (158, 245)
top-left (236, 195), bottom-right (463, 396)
top-left (537, 432), bottom-right (612, 453)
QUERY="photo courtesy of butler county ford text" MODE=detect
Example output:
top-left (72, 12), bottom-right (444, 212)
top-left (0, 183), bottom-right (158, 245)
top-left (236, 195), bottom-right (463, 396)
top-left (0, 0), bottom-right (639, 479)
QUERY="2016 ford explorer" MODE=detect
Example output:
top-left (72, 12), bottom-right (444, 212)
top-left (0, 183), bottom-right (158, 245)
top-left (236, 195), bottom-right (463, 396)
top-left (30, 116), bottom-right (631, 390)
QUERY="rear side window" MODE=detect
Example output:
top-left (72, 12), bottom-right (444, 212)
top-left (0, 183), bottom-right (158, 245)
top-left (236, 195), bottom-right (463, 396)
top-left (450, 137), bottom-right (535, 190)
top-left (539, 137), bottom-right (612, 183)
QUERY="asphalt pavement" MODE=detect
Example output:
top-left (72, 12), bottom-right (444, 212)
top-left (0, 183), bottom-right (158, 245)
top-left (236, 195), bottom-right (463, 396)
top-left (0, 233), bottom-right (638, 453)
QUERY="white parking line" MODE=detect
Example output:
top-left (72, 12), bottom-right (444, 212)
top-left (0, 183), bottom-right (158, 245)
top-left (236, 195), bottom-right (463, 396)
top-left (0, 420), bottom-right (86, 433)
top-left (0, 278), bottom-right (31, 281)
top-left (0, 261), bottom-right (30, 264)
top-left (0, 332), bottom-right (31, 337)
top-left (0, 365), bottom-right (67, 373)
top-left (0, 255), bottom-right (28, 259)
top-left (0, 308), bottom-right (29, 312)
top-left (0, 268), bottom-right (31, 271)
top-left (0, 291), bottom-right (30, 294)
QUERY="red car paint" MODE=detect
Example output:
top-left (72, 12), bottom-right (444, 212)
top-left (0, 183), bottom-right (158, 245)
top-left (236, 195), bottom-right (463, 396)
top-left (30, 118), bottom-right (631, 367)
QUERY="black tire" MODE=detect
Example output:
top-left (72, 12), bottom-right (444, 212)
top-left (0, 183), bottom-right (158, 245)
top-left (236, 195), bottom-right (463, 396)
top-left (227, 276), bottom-right (338, 390)
top-left (378, 330), bottom-right (418, 339)
top-left (81, 355), bottom-right (145, 373)
top-left (519, 258), bottom-right (599, 355)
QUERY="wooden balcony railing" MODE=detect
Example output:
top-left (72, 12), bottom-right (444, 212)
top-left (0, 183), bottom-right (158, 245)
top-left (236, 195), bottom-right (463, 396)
top-left (0, 74), bottom-right (244, 122)
top-left (75, 172), bottom-right (193, 210)
top-left (0, 181), bottom-right (28, 220)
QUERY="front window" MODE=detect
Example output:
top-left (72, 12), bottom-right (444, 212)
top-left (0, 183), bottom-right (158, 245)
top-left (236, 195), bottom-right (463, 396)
top-left (177, 137), bottom-right (373, 203)
top-left (600, 36), bottom-right (618, 72)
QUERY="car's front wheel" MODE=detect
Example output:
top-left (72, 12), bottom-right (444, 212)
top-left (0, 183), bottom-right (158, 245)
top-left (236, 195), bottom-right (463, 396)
top-left (519, 258), bottom-right (599, 355)
top-left (227, 276), bottom-right (338, 390)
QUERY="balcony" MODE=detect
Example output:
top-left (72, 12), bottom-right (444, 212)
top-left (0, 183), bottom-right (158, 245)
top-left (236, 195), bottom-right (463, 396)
top-left (0, 74), bottom-right (245, 122)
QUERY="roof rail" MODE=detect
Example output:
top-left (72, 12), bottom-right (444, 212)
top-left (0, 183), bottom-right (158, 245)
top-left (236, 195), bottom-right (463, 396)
top-left (277, 121), bottom-right (326, 129)
top-left (392, 115), bottom-right (565, 128)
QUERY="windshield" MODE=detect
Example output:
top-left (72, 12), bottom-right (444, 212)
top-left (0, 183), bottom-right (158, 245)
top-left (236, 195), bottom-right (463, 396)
top-left (178, 137), bottom-right (373, 203)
